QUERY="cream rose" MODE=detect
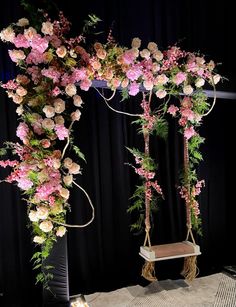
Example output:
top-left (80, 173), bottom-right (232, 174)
top-left (153, 50), bottom-right (163, 61)
top-left (54, 115), bottom-right (65, 125)
top-left (16, 18), bottom-right (29, 27)
top-left (63, 175), bottom-right (73, 186)
top-left (29, 210), bottom-right (39, 222)
top-left (56, 45), bottom-right (67, 58)
top-left (12, 94), bottom-right (23, 104)
top-left (60, 188), bottom-right (70, 199)
top-left (140, 49), bottom-right (150, 59)
top-left (41, 21), bottom-right (54, 35)
top-left (65, 84), bottom-right (77, 96)
top-left (183, 85), bottom-right (194, 95)
top-left (16, 86), bottom-right (27, 97)
top-left (71, 110), bottom-right (81, 121)
top-left (0, 26), bottom-right (15, 42)
top-left (213, 74), bottom-right (221, 85)
top-left (147, 42), bottom-right (158, 52)
top-left (39, 220), bottom-right (53, 233)
top-left (68, 162), bottom-right (81, 174)
top-left (73, 95), bottom-right (83, 107)
top-left (63, 157), bottom-right (73, 169)
top-left (43, 105), bottom-right (55, 118)
top-left (131, 37), bottom-right (141, 49)
top-left (156, 89), bottom-right (167, 99)
top-left (195, 78), bottom-right (205, 88)
top-left (33, 236), bottom-right (45, 244)
top-left (36, 207), bottom-right (49, 220)
top-left (24, 27), bottom-right (37, 41)
top-left (42, 118), bottom-right (55, 130)
top-left (54, 98), bottom-right (65, 113)
top-left (96, 49), bottom-right (107, 60)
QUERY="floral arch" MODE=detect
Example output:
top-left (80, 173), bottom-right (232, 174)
top-left (0, 12), bottom-right (221, 287)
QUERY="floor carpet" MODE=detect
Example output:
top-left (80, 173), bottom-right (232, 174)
top-left (84, 273), bottom-right (236, 306)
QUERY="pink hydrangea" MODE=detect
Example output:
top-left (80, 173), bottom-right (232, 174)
top-left (54, 124), bottom-right (69, 140)
top-left (128, 82), bottom-right (139, 96)
top-left (16, 122), bottom-right (29, 143)
top-left (13, 34), bottom-right (30, 48)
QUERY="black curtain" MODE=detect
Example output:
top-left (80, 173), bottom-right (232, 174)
top-left (1, 0), bottom-right (236, 306)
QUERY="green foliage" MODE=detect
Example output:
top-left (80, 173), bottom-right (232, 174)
top-left (153, 118), bottom-right (168, 139)
top-left (72, 145), bottom-right (86, 162)
top-left (192, 90), bottom-right (209, 114)
top-left (121, 88), bottom-right (129, 101)
top-left (0, 148), bottom-right (7, 156)
top-left (82, 14), bottom-right (102, 35)
top-left (188, 135), bottom-right (205, 166)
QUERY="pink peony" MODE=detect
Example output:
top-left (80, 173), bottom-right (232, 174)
top-left (184, 126), bottom-right (196, 139)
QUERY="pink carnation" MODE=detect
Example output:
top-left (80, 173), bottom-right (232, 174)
top-left (167, 105), bottom-right (179, 116)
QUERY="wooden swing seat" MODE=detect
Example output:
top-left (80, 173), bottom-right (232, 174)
top-left (139, 241), bottom-right (201, 262)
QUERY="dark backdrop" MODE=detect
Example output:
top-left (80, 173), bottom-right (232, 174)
top-left (1, 0), bottom-right (236, 306)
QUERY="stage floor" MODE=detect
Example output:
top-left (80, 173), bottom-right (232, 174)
top-left (85, 272), bottom-right (236, 306)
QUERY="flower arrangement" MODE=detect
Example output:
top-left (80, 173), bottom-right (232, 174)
top-left (0, 9), bottom-right (221, 286)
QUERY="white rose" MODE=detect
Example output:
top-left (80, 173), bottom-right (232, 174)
top-left (33, 236), bottom-right (45, 244)
top-left (183, 85), bottom-right (193, 95)
top-left (39, 220), bottom-right (53, 233)
top-left (56, 226), bottom-right (67, 237)
top-left (16, 105), bottom-right (24, 115)
top-left (29, 210), bottom-right (39, 222)
top-left (36, 206), bottom-right (49, 220)
top-left (65, 84), bottom-right (77, 97)
top-left (195, 78), bottom-right (205, 88)
top-left (213, 74), bottom-right (221, 85)
top-left (156, 89), bottom-right (167, 99)
top-left (63, 175), bottom-right (73, 186)
top-left (0, 26), bottom-right (15, 42)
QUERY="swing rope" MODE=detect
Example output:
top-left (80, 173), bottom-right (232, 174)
top-left (141, 92), bottom-right (157, 282)
top-left (181, 137), bottom-right (199, 281)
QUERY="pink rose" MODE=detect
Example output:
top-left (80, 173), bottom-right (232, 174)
top-left (73, 95), bottom-right (83, 107)
top-left (156, 89), bottom-right (167, 99)
top-left (56, 45), bottom-right (67, 58)
top-left (65, 84), bottom-right (77, 96)
top-left (56, 226), bottom-right (67, 237)
top-left (131, 37), bottom-right (141, 49)
top-left (41, 21), bottom-right (54, 36)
